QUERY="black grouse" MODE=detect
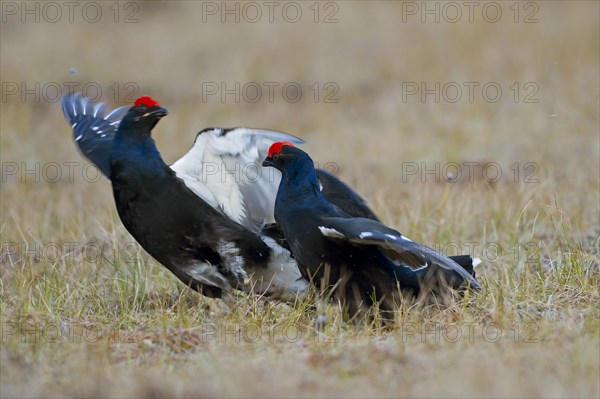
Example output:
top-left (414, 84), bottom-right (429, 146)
top-left (100, 96), bottom-right (274, 299)
top-left (263, 142), bottom-right (482, 317)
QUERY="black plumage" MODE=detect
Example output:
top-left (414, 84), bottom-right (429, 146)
top-left (103, 97), bottom-right (274, 298)
top-left (263, 142), bottom-right (481, 317)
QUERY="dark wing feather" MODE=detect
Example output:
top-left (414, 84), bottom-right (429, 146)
top-left (316, 169), bottom-right (380, 221)
top-left (61, 93), bottom-right (128, 177)
top-left (318, 216), bottom-right (481, 290)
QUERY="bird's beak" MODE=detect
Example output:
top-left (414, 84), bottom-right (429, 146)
top-left (262, 158), bottom-right (273, 167)
top-left (150, 107), bottom-right (168, 118)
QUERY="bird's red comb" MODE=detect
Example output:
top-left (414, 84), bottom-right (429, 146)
top-left (268, 141), bottom-right (295, 158)
top-left (134, 96), bottom-right (160, 107)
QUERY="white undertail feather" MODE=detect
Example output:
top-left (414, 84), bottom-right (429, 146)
top-left (171, 128), bottom-right (303, 232)
top-left (184, 261), bottom-right (231, 291)
top-left (170, 128), bottom-right (309, 300)
top-left (183, 238), bottom-right (308, 300)
top-left (172, 136), bottom-right (246, 223)
top-left (217, 240), bottom-right (247, 283)
top-left (247, 237), bottom-right (308, 300)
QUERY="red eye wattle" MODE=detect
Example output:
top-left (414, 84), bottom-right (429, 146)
top-left (268, 141), bottom-right (294, 158)
top-left (134, 96), bottom-right (160, 108)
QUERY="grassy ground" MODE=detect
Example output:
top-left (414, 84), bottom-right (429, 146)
top-left (1, 1), bottom-right (599, 397)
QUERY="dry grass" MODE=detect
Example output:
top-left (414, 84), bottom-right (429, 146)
top-left (1, 1), bottom-right (599, 398)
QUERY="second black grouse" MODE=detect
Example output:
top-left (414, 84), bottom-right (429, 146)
top-left (263, 142), bottom-right (481, 317)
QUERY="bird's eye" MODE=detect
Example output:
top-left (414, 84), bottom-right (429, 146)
top-left (272, 153), bottom-right (280, 160)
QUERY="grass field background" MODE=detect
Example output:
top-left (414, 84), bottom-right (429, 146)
top-left (1, 1), bottom-right (599, 397)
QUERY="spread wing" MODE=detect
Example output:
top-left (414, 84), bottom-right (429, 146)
top-left (317, 216), bottom-right (481, 290)
top-left (171, 127), bottom-right (305, 231)
top-left (61, 93), bottom-right (129, 178)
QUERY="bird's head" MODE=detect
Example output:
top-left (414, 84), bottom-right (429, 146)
top-left (118, 96), bottom-right (168, 133)
top-left (263, 141), bottom-right (320, 189)
top-left (262, 141), bottom-right (299, 169)
top-left (263, 141), bottom-right (317, 176)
